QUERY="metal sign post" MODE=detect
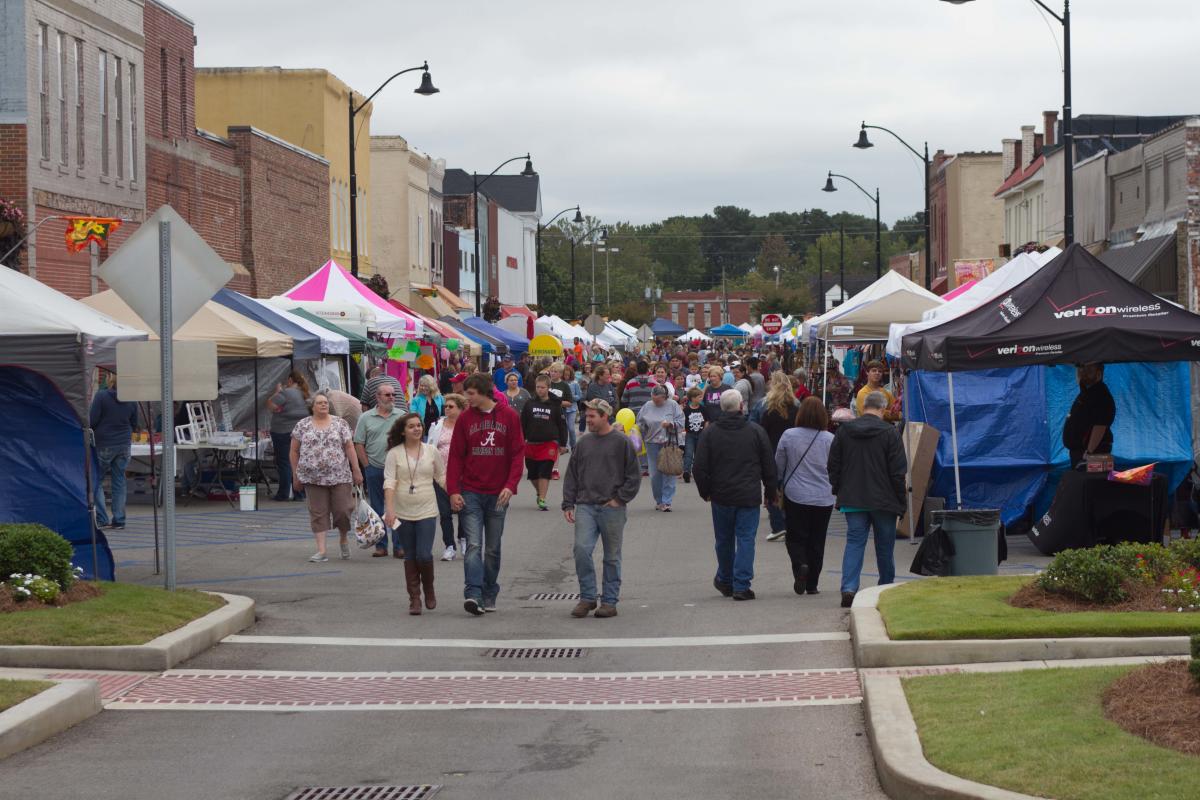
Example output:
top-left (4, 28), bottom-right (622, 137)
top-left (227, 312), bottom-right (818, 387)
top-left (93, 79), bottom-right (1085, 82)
top-left (159, 221), bottom-right (176, 591)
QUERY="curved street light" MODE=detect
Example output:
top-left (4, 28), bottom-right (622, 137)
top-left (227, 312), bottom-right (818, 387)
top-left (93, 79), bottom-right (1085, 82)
top-left (472, 154), bottom-right (537, 316)
top-left (536, 206), bottom-right (584, 312)
top-left (348, 61), bottom-right (438, 277)
top-left (823, 171), bottom-right (882, 279)
top-left (942, 0), bottom-right (1073, 245)
top-left (854, 122), bottom-right (931, 289)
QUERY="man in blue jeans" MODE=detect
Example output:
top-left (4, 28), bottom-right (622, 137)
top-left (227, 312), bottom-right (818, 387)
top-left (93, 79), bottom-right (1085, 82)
top-left (354, 385), bottom-right (402, 557)
top-left (446, 373), bottom-right (525, 616)
top-left (563, 399), bottom-right (641, 618)
top-left (89, 371), bottom-right (139, 530)
top-left (693, 389), bottom-right (777, 600)
top-left (827, 390), bottom-right (908, 607)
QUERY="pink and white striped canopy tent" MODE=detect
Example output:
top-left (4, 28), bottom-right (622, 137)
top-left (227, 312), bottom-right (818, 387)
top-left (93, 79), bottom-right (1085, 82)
top-left (280, 260), bottom-right (423, 337)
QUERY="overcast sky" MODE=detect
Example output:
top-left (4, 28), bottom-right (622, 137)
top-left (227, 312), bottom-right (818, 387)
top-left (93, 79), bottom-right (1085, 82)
top-left (171, 0), bottom-right (1197, 227)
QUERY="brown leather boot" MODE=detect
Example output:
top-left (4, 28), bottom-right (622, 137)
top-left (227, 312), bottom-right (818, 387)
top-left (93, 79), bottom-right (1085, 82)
top-left (418, 561), bottom-right (437, 610)
top-left (404, 561), bottom-right (422, 615)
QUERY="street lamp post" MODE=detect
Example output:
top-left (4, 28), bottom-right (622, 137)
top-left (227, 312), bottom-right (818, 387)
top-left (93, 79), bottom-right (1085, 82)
top-left (564, 223), bottom-right (606, 320)
top-left (823, 171), bottom-right (882, 279)
top-left (854, 122), bottom-right (932, 289)
top-left (536, 205), bottom-right (583, 311)
top-left (472, 154), bottom-right (537, 317)
top-left (347, 62), bottom-right (438, 277)
top-left (597, 244), bottom-right (620, 311)
top-left (942, 0), bottom-right (1072, 244)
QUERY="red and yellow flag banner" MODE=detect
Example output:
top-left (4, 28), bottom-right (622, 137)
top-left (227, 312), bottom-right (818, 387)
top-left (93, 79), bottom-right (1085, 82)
top-left (64, 217), bottom-right (122, 253)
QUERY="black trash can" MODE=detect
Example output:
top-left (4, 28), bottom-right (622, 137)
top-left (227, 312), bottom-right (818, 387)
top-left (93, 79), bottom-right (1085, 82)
top-left (933, 509), bottom-right (1001, 576)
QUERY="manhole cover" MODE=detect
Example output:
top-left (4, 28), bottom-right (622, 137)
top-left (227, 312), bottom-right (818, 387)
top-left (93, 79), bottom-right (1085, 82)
top-left (486, 647), bottom-right (586, 659)
top-left (526, 592), bottom-right (580, 601)
top-left (285, 787), bottom-right (441, 800)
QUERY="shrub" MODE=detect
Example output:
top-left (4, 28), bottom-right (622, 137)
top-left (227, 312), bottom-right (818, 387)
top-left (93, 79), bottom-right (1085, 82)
top-left (6, 574), bottom-right (60, 603)
top-left (1037, 546), bottom-right (1130, 604)
top-left (1170, 537), bottom-right (1200, 571)
top-left (1107, 542), bottom-right (1175, 583)
top-left (0, 524), bottom-right (74, 589)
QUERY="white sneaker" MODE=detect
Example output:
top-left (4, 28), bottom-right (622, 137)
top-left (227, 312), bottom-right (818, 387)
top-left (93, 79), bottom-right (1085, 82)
top-left (458, 539), bottom-right (467, 557)
top-left (766, 530), bottom-right (786, 542)
top-left (308, 553), bottom-right (328, 562)
top-left (441, 545), bottom-right (457, 561)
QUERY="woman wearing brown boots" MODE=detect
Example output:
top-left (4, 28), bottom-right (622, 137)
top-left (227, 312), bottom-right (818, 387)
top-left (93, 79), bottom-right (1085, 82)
top-left (383, 412), bottom-right (447, 615)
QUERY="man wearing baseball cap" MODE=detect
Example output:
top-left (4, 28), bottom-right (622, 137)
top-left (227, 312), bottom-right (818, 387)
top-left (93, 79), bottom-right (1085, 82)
top-left (562, 398), bottom-right (641, 618)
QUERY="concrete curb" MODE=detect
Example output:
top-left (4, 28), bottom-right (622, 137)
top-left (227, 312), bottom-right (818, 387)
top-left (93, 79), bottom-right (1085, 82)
top-left (0, 679), bottom-right (101, 760)
top-left (0, 592), bottom-right (255, 671)
top-left (851, 583), bottom-right (1191, 668)
top-left (862, 673), bottom-right (1042, 800)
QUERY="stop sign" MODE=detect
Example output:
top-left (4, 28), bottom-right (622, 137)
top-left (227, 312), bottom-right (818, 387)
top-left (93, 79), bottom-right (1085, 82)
top-left (761, 313), bottom-right (784, 335)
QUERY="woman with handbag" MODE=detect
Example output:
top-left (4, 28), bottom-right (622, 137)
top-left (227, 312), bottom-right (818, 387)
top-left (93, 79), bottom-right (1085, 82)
top-left (383, 412), bottom-right (447, 615)
top-left (774, 397), bottom-right (836, 595)
top-left (759, 371), bottom-right (800, 541)
top-left (521, 374), bottom-right (568, 511)
top-left (637, 385), bottom-right (685, 512)
top-left (290, 392), bottom-right (363, 562)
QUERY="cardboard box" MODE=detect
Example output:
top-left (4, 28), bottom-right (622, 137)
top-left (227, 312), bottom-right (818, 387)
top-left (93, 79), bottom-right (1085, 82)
top-left (899, 422), bottom-right (941, 538)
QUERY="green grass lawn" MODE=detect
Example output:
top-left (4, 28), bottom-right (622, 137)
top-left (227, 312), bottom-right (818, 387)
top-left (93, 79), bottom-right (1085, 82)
top-left (878, 576), bottom-right (1200, 640)
top-left (904, 666), bottom-right (1200, 800)
top-left (0, 679), bottom-right (54, 712)
top-left (0, 582), bottom-right (225, 646)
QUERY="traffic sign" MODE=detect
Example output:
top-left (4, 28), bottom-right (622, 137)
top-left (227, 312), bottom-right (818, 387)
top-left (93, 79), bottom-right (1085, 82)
top-left (637, 324), bottom-right (654, 342)
top-left (761, 313), bottom-right (784, 335)
top-left (583, 313), bottom-right (606, 336)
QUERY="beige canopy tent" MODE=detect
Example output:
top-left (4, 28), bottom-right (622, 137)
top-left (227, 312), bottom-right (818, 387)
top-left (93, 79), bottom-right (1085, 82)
top-left (809, 270), bottom-right (942, 343)
top-left (82, 291), bottom-right (293, 358)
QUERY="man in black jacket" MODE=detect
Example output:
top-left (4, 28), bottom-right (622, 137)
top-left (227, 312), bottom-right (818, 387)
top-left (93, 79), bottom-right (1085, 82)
top-left (693, 389), bottom-right (778, 600)
top-left (827, 390), bottom-right (908, 608)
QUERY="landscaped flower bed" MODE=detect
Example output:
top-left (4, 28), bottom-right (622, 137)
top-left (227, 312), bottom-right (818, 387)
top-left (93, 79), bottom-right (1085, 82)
top-left (1023, 539), bottom-right (1200, 612)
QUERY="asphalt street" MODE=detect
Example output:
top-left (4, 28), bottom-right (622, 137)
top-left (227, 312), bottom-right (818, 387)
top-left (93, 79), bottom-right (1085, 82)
top-left (0, 458), bottom-right (1052, 800)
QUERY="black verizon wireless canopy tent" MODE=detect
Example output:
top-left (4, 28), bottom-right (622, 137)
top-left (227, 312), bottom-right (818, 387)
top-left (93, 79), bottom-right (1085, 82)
top-left (901, 243), bottom-right (1200, 372)
top-left (899, 243), bottom-right (1200, 509)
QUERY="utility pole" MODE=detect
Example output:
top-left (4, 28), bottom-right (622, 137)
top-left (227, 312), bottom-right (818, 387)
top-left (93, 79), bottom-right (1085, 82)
top-left (590, 232), bottom-right (597, 316)
top-left (721, 265), bottom-right (729, 324)
top-left (818, 245), bottom-right (824, 313)
top-left (644, 265), bottom-right (661, 319)
top-left (839, 224), bottom-right (845, 305)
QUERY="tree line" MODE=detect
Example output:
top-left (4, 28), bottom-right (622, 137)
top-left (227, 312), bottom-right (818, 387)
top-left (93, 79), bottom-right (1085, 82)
top-left (535, 205), bottom-right (925, 325)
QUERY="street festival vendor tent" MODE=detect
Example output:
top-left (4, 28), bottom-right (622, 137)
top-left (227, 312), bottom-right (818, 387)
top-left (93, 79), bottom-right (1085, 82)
top-left (898, 243), bottom-right (1200, 522)
top-left (676, 328), bottom-right (713, 342)
top-left (709, 323), bottom-right (748, 339)
top-left (280, 260), bottom-right (424, 337)
top-left (0, 268), bottom-right (147, 579)
top-left (651, 317), bottom-right (686, 337)
top-left (808, 270), bottom-right (942, 343)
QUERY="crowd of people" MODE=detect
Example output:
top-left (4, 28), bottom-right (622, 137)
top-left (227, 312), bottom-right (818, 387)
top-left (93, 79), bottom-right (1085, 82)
top-left (263, 336), bottom-right (910, 616)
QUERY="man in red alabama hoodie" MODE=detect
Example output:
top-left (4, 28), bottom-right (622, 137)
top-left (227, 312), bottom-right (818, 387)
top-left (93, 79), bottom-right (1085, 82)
top-left (447, 372), bottom-right (525, 616)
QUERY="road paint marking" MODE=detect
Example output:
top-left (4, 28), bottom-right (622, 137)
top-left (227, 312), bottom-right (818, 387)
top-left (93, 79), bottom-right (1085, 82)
top-left (222, 631), bottom-right (849, 650)
top-left (105, 698), bottom-right (862, 712)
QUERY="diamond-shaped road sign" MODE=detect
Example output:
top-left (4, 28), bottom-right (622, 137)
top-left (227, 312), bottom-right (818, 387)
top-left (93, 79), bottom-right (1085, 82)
top-left (583, 313), bottom-right (606, 336)
top-left (637, 324), bottom-right (654, 342)
top-left (99, 204), bottom-right (233, 333)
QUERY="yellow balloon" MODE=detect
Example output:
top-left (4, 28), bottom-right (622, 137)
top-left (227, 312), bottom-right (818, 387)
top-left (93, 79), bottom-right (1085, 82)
top-left (615, 408), bottom-right (636, 433)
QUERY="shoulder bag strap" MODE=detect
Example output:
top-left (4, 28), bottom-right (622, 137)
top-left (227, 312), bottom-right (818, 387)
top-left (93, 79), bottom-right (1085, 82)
top-left (780, 432), bottom-right (819, 491)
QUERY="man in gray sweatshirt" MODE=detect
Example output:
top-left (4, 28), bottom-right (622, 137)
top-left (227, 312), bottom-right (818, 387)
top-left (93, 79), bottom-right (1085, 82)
top-left (563, 398), bottom-right (642, 618)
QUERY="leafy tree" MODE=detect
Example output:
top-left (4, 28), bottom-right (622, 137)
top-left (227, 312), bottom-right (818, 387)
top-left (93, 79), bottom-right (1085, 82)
top-left (752, 285), bottom-right (813, 319)
top-left (607, 300), bottom-right (652, 327)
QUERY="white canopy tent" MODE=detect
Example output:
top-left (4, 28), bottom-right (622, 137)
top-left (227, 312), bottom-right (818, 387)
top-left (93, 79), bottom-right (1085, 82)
top-left (803, 271), bottom-right (941, 341)
top-left (596, 322), bottom-right (635, 349)
top-left (808, 271), bottom-right (943, 343)
top-left (248, 296), bottom-right (349, 355)
top-left (675, 327), bottom-right (713, 342)
top-left (885, 248), bottom-right (1062, 357)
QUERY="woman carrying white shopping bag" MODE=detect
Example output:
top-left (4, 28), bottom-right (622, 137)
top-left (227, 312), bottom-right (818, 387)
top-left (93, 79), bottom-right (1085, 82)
top-left (290, 392), bottom-right (363, 562)
top-left (383, 412), bottom-right (447, 615)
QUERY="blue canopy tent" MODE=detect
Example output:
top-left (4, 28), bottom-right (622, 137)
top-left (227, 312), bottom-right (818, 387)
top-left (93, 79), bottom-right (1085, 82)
top-left (906, 363), bottom-right (1192, 526)
top-left (440, 316), bottom-right (496, 354)
top-left (462, 316), bottom-right (529, 355)
top-left (651, 317), bottom-right (685, 336)
top-left (708, 322), bottom-right (747, 338)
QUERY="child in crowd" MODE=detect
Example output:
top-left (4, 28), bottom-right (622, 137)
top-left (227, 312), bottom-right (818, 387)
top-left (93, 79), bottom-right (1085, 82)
top-left (682, 386), bottom-right (708, 484)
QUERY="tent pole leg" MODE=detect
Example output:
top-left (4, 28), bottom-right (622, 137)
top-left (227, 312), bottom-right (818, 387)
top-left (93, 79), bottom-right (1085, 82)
top-left (84, 428), bottom-right (99, 579)
top-left (822, 340), bottom-right (829, 406)
top-left (948, 372), bottom-right (963, 510)
top-left (903, 371), bottom-right (916, 540)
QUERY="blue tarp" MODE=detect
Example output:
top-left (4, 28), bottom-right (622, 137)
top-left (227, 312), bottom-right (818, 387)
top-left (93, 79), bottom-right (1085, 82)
top-left (651, 317), bottom-right (685, 336)
top-left (212, 289), bottom-right (322, 359)
top-left (0, 367), bottom-right (114, 580)
top-left (907, 362), bottom-right (1192, 525)
top-left (462, 317), bottom-right (528, 354)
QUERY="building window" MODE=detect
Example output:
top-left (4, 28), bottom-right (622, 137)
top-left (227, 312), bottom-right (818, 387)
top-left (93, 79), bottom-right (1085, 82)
top-left (128, 63), bottom-right (137, 181)
top-left (687, 303), bottom-right (695, 328)
top-left (37, 24), bottom-right (49, 160)
top-left (159, 48), bottom-right (168, 136)
top-left (114, 57), bottom-right (123, 178)
top-left (98, 50), bottom-right (108, 175)
top-left (57, 32), bottom-right (67, 165)
top-left (74, 39), bottom-right (83, 166)
top-left (179, 57), bottom-right (186, 136)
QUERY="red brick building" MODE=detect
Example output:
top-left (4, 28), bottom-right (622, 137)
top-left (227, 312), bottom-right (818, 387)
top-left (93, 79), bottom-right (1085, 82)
top-left (143, 0), bottom-right (328, 297)
top-left (662, 290), bottom-right (760, 329)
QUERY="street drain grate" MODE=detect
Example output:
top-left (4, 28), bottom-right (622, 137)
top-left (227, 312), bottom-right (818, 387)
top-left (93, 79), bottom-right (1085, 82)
top-left (487, 647), bottom-right (586, 659)
top-left (285, 787), bottom-right (441, 800)
top-left (526, 592), bottom-right (580, 601)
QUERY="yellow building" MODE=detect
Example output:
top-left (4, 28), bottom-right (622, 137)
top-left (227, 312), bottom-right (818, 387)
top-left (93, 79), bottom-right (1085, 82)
top-left (194, 67), bottom-right (373, 274)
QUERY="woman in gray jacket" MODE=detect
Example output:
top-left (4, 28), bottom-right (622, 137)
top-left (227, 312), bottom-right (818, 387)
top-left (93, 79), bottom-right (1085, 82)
top-left (775, 397), bottom-right (836, 596)
top-left (636, 385), bottom-right (684, 511)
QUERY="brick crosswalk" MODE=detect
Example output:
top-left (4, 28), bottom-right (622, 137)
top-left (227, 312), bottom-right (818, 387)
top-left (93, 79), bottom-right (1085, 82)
top-left (94, 669), bottom-right (862, 710)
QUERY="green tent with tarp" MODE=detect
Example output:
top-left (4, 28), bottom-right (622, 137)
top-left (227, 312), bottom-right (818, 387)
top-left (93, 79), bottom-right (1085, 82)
top-left (288, 307), bottom-right (388, 357)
